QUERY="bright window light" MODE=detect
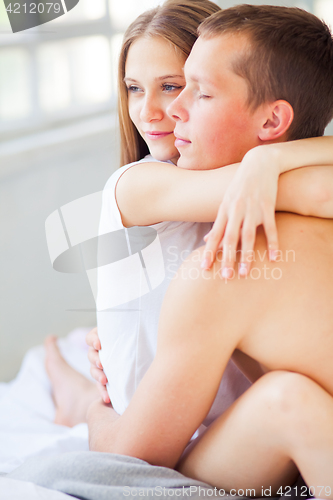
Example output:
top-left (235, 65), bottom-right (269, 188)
top-left (0, 49), bottom-right (32, 119)
top-left (37, 42), bottom-right (71, 112)
top-left (314, 0), bottom-right (333, 28)
top-left (110, 33), bottom-right (124, 93)
top-left (70, 36), bottom-right (112, 104)
top-left (83, 0), bottom-right (106, 20)
top-left (109, 0), bottom-right (162, 31)
top-left (53, 0), bottom-right (106, 24)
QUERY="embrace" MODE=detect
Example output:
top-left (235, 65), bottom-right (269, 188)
top-left (42, 0), bottom-right (333, 496)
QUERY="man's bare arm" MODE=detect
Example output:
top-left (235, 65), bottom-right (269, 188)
top-left (87, 260), bottom-right (239, 467)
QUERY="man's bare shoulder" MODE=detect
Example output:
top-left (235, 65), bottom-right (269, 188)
top-left (275, 212), bottom-right (333, 245)
top-left (272, 213), bottom-right (333, 274)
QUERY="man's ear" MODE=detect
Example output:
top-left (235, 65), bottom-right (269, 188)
top-left (258, 100), bottom-right (294, 142)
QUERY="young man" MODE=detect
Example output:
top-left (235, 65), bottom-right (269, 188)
top-left (87, 5), bottom-right (333, 495)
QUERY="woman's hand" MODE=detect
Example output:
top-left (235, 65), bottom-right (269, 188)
top-left (86, 327), bottom-right (110, 404)
top-left (201, 146), bottom-right (281, 278)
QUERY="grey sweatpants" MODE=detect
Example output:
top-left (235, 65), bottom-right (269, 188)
top-left (8, 451), bottom-right (227, 499)
top-left (8, 451), bottom-right (307, 500)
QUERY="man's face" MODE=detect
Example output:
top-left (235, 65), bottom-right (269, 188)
top-left (167, 34), bottom-right (265, 170)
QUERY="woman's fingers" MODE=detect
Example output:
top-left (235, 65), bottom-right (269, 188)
top-left (88, 346), bottom-right (104, 370)
top-left (238, 213), bottom-right (256, 276)
top-left (86, 326), bottom-right (101, 350)
top-left (201, 209), bottom-right (228, 270)
top-left (221, 207), bottom-right (244, 278)
top-left (90, 365), bottom-right (108, 385)
top-left (90, 360), bottom-right (110, 403)
top-left (86, 328), bottom-right (108, 403)
top-left (203, 207), bottom-right (279, 279)
top-left (95, 380), bottom-right (110, 404)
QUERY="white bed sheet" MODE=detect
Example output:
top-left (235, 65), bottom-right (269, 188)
top-left (0, 477), bottom-right (71, 500)
top-left (0, 328), bottom-right (92, 474)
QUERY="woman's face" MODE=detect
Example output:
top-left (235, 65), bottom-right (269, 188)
top-left (125, 36), bottom-right (186, 164)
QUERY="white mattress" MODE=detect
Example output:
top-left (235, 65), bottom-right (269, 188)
top-left (0, 328), bottom-right (92, 474)
top-left (0, 477), bottom-right (71, 500)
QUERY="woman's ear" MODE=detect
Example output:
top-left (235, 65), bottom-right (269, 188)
top-left (258, 100), bottom-right (294, 142)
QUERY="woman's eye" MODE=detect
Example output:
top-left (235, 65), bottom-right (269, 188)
top-left (162, 84), bottom-right (183, 92)
top-left (199, 93), bottom-right (211, 99)
top-left (127, 85), bottom-right (142, 93)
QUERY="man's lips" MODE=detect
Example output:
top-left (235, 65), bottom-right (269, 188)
top-left (174, 132), bottom-right (191, 148)
top-left (145, 131), bottom-right (173, 140)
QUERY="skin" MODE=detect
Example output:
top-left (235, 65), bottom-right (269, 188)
top-left (125, 36), bottom-right (185, 164)
top-left (87, 33), bottom-right (333, 496)
top-left (169, 34), bottom-right (289, 171)
top-left (168, 213), bottom-right (333, 494)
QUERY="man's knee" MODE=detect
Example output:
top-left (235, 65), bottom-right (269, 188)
top-left (253, 371), bottom-right (321, 433)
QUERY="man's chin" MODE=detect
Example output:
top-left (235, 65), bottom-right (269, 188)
top-left (176, 154), bottom-right (197, 170)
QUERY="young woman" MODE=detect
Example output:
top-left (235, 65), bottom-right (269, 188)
top-left (49, 1), bottom-right (333, 474)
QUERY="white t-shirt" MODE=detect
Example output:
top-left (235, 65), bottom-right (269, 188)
top-left (96, 155), bottom-right (250, 425)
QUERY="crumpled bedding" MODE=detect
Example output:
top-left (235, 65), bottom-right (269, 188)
top-left (0, 477), bottom-right (71, 500)
top-left (7, 451), bottom-right (308, 500)
top-left (0, 328), bottom-right (91, 474)
top-left (0, 329), bottom-right (309, 500)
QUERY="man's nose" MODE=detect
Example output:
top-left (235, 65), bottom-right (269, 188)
top-left (140, 95), bottom-right (163, 122)
top-left (167, 90), bottom-right (188, 122)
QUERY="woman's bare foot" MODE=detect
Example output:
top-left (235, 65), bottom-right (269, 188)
top-left (45, 336), bottom-right (99, 427)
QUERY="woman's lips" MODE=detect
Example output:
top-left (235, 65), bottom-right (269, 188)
top-left (145, 131), bottom-right (173, 140)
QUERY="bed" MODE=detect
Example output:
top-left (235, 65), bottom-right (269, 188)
top-left (0, 328), bottom-right (308, 500)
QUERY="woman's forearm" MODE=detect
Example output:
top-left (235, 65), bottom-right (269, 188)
top-left (239, 140), bottom-right (333, 218)
top-left (267, 136), bottom-right (333, 175)
top-left (116, 137), bottom-right (333, 227)
top-left (116, 161), bottom-right (238, 226)
top-left (277, 165), bottom-right (333, 217)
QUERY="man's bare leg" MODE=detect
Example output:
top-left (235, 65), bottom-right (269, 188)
top-left (178, 371), bottom-right (333, 498)
top-left (45, 336), bottom-right (99, 427)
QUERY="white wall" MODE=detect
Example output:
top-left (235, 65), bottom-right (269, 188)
top-left (0, 116), bottom-right (119, 381)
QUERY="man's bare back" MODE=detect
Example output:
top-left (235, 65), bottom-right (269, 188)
top-left (230, 213), bottom-right (333, 394)
top-left (162, 218), bottom-right (333, 491)
top-left (154, 212), bottom-right (333, 408)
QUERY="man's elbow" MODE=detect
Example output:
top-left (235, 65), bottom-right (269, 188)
top-left (89, 434), bottom-right (122, 454)
top-left (89, 428), bottom-right (132, 455)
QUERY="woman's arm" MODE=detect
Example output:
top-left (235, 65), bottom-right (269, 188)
top-left (116, 161), bottom-right (238, 227)
top-left (202, 138), bottom-right (333, 275)
top-left (277, 165), bottom-right (333, 217)
top-left (270, 136), bottom-right (333, 176)
top-left (117, 137), bottom-right (333, 229)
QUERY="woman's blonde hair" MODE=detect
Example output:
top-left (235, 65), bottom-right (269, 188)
top-left (118, 0), bottom-right (221, 167)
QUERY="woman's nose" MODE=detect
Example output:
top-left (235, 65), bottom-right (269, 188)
top-left (140, 95), bottom-right (164, 122)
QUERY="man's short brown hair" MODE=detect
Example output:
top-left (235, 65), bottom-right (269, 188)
top-left (199, 4), bottom-right (333, 140)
